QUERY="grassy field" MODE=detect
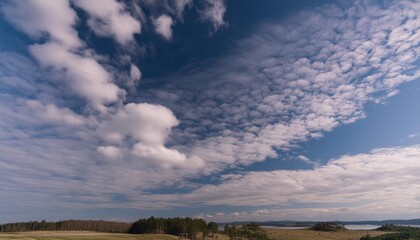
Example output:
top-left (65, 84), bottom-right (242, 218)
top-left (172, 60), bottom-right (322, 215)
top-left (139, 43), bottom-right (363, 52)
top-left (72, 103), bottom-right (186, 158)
top-left (0, 229), bottom-right (390, 240)
top-left (0, 231), bottom-right (179, 240)
top-left (263, 227), bottom-right (389, 240)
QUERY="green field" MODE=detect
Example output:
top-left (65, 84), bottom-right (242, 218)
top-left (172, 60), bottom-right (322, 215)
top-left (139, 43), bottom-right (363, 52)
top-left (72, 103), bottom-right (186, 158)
top-left (0, 231), bottom-right (179, 240)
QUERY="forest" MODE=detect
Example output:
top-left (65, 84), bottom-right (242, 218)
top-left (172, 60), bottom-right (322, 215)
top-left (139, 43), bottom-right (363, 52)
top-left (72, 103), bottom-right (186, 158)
top-left (0, 217), bottom-right (271, 240)
top-left (0, 217), bottom-right (218, 237)
top-left (128, 216), bottom-right (224, 239)
top-left (0, 219), bottom-right (131, 233)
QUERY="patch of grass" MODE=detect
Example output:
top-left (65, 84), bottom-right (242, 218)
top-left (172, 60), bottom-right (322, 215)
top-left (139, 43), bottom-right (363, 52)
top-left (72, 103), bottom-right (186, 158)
top-left (263, 227), bottom-right (389, 240)
top-left (0, 231), bottom-right (179, 240)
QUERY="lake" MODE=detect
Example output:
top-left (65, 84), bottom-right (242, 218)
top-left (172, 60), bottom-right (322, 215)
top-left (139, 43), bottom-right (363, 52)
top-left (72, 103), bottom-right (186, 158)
top-left (261, 226), bottom-right (309, 230)
top-left (344, 225), bottom-right (382, 230)
top-left (345, 224), bottom-right (420, 230)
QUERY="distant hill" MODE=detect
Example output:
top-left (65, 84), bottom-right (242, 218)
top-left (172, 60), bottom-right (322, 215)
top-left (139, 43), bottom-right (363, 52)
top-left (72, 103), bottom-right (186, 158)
top-left (341, 219), bottom-right (420, 226)
top-left (221, 219), bottom-right (420, 227)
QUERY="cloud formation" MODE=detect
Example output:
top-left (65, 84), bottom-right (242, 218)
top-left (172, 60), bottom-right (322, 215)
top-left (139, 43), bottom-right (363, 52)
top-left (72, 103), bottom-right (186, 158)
top-left (129, 64), bottom-right (142, 87)
top-left (98, 103), bottom-right (204, 169)
top-left (1, 0), bottom-right (81, 48)
top-left (0, 0), bottom-right (419, 221)
top-left (199, 0), bottom-right (227, 33)
top-left (1, 0), bottom-right (195, 172)
top-left (184, 145), bottom-right (420, 206)
top-left (72, 0), bottom-right (141, 44)
top-left (99, 103), bottom-right (179, 145)
top-left (1, 0), bottom-right (131, 111)
top-left (97, 146), bottom-right (122, 160)
top-left (30, 42), bottom-right (123, 110)
top-left (150, 0), bottom-right (420, 174)
top-left (25, 100), bottom-right (86, 126)
top-left (184, 145), bottom-right (420, 221)
top-left (173, 0), bottom-right (192, 19)
top-left (153, 14), bottom-right (174, 40)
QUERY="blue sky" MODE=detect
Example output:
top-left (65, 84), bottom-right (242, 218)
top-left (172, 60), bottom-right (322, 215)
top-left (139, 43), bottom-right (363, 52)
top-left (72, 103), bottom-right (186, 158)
top-left (0, 0), bottom-right (419, 223)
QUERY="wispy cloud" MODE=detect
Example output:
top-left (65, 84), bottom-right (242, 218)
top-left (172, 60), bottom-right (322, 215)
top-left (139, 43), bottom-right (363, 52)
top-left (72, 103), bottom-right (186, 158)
top-left (297, 155), bottom-right (319, 167)
top-left (129, 64), bottom-right (142, 87)
top-left (199, 0), bottom-right (227, 33)
top-left (408, 132), bottom-right (420, 139)
top-left (178, 145), bottom-right (420, 221)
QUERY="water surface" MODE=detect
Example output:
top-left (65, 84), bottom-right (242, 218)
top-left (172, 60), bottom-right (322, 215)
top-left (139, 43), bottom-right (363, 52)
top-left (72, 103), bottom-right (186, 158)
top-left (261, 226), bottom-right (309, 230)
top-left (344, 225), bottom-right (381, 230)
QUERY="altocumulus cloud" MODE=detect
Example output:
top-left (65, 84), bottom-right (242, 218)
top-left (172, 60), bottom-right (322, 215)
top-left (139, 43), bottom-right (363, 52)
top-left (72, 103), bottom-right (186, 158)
top-left (0, 0), bottom-right (419, 222)
top-left (150, 0), bottom-right (419, 175)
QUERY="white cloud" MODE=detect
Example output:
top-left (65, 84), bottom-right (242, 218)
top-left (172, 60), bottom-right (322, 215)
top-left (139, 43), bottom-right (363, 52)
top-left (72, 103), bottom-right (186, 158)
top-left (30, 42), bottom-right (123, 110)
top-left (1, 0), bottom-right (198, 174)
top-left (1, 0), bottom-right (124, 111)
top-left (97, 146), bottom-right (121, 160)
top-left (1, 0), bottom-right (81, 48)
top-left (408, 132), bottom-right (420, 139)
top-left (0, 52), bottom-right (53, 98)
top-left (297, 155), bottom-right (312, 164)
top-left (132, 143), bottom-right (204, 169)
top-left (175, 145), bottom-right (420, 220)
top-left (152, 0), bottom-right (420, 174)
top-left (174, 0), bottom-right (192, 19)
top-left (199, 0), bottom-right (226, 33)
top-left (25, 100), bottom-right (86, 126)
top-left (128, 64), bottom-right (142, 88)
top-left (153, 15), bottom-right (174, 40)
top-left (136, 0), bottom-right (192, 21)
top-left (0, 0), bottom-right (419, 221)
top-left (130, 64), bottom-right (142, 81)
top-left (98, 103), bottom-right (203, 169)
top-left (72, 0), bottom-right (141, 44)
top-left (98, 103), bottom-right (179, 144)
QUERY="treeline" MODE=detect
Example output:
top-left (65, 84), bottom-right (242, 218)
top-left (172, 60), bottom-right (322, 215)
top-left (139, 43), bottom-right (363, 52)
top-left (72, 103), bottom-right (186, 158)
top-left (0, 220), bottom-right (131, 233)
top-left (0, 217), bottom-right (272, 240)
top-left (224, 222), bottom-right (270, 240)
top-left (360, 225), bottom-right (420, 240)
top-left (311, 222), bottom-right (347, 232)
top-left (128, 216), bottom-right (218, 239)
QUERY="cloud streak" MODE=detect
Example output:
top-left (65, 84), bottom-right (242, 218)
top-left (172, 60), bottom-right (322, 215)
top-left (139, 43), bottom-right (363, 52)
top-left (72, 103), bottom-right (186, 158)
top-left (199, 0), bottom-right (227, 33)
top-left (163, 145), bottom-right (420, 221)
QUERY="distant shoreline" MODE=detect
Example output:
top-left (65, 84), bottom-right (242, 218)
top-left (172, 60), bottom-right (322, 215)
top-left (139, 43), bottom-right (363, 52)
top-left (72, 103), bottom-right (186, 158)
top-left (261, 224), bottom-right (420, 231)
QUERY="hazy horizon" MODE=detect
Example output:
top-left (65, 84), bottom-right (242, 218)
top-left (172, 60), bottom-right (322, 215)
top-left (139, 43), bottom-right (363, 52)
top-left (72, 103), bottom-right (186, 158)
top-left (0, 0), bottom-right (419, 223)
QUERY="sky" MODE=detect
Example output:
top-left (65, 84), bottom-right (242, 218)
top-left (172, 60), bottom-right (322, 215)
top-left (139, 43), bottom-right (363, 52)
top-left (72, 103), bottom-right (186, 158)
top-left (0, 0), bottom-right (419, 223)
